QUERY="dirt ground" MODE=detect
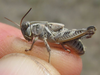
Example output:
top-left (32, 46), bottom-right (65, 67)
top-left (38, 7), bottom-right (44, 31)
top-left (0, 0), bottom-right (100, 75)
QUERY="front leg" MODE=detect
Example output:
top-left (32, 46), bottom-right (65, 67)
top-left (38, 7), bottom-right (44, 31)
top-left (43, 38), bottom-right (51, 63)
top-left (25, 37), bottom-right (38, 51)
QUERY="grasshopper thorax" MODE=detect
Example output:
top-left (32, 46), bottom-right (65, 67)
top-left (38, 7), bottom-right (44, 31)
top-left (31, 23), bottom-right (44, 35)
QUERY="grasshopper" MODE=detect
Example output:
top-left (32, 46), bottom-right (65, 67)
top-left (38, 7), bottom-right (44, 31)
top-left (5, 8), bottom-right (96, 63)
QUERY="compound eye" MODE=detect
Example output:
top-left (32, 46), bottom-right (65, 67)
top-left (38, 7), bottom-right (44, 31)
top-left (26, 22), bottom-right (30, 26)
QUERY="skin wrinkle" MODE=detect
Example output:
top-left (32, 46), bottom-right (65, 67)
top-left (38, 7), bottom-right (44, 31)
top-left (35, 61), bottom-right (51, 75)
top-left (28, 55), bottom-right (51, 75)
top-left (13, 57), bottom-right (26, 75)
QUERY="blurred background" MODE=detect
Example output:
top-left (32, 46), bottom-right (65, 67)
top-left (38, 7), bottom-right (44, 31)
top-left (0, 0), bottom-right (99, 75)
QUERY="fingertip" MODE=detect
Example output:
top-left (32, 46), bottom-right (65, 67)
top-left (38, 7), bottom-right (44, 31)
top-left (0, 53), bottom-right (60, 75)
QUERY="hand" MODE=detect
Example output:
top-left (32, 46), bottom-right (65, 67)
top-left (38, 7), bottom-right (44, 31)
top-left (0, 23), bottom-right (82, 75)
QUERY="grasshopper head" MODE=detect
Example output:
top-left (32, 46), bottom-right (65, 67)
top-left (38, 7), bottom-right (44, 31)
top-left (21, 21), bottom-right (33, 41)
top-left (20, 8), bottom-right (33, 41)
top-left (5, 8), bottom-right (33, 41)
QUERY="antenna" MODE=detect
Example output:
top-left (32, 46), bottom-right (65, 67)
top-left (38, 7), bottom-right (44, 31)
top-left (4, 8), bottom-right (32, 27)
top-left (20, 8), bottom-right (32, 27)
top-left (4, 17), bottom-right (20, 27)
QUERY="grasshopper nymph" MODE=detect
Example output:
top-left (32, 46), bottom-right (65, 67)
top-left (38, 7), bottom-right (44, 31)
top-left (5, 8), bottom-right (96, 63)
